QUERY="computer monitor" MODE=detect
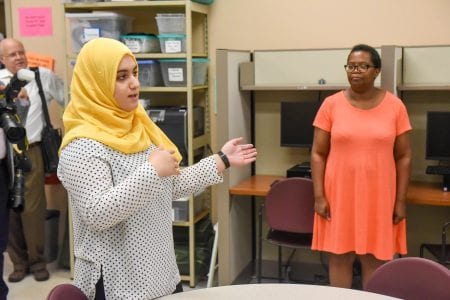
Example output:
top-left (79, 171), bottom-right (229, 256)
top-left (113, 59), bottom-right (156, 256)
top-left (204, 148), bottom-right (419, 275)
top-left (425, 111), bottom-right (450, 191)
top-left (280, 101), bottom-right (321, 148)
top-left (426, 111), bottom-right (450, 161)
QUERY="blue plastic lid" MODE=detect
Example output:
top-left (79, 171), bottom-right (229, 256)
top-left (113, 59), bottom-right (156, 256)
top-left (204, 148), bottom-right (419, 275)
top-left (158, 34), bottom-right (186, 38)
top-left (138, 60), bottom-right (159, 64)
top-left (192, 0), bottom-right (214, 4)
top-left (121, 34), bottom-right (158, 39)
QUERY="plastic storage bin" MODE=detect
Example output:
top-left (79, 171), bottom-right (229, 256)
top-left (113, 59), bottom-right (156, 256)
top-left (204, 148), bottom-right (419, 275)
top-left (172, 191), bottom-right (206, 221)
top-left (159, 58), bottom-right (208, 87)
top-left (138, 60), bottom-right (163, 87)
top-left (158, 34), bottom-right (186, 53)
top-left (121, 34), bottom-right (160, 53)
top-left (66, 12), bottom-right (133, 53)
top-left (155, 13), bottom-right (185, 34)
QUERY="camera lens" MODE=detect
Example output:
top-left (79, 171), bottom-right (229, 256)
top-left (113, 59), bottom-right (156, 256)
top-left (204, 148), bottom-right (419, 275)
top-left (10, 168), bottom-right (25, 213)
top-left (0, 112), bottom-right (26, 143)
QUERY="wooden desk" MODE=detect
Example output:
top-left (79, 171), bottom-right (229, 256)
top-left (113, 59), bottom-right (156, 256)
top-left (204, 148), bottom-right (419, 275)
top-left (229, 175), bottom-right (284, 197)
top-left (407, 181), bottom-right (450, 206)
top-left (230, 175), bottom-right (450, 206)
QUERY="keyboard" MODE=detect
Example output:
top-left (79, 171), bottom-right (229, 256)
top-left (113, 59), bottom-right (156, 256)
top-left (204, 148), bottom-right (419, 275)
top-left (426, 165), bottom-right (450, 175)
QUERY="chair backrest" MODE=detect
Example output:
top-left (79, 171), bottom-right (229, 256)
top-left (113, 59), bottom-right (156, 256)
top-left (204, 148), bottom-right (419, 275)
top-left (265, 177), bottom-right (315, 234)
top-left (47, 283), bottom-right (88, 300)
top-left (365, 257), bottom-right (450, 300)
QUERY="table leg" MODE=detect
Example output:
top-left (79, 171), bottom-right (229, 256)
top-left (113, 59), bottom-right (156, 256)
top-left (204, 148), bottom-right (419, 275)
top-left (257, 202), bottom-right (263, 283)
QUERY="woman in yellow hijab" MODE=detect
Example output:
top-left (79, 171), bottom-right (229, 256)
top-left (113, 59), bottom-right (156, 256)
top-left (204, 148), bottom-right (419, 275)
top-left (57, 38), bottom-right (257, 300)
top-left (60, 37), bottom-right (181, 159)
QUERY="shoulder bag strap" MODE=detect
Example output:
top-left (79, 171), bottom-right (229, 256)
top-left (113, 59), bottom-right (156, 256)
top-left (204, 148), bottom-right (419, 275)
top-left (30, 67), bottom-right (52, 128)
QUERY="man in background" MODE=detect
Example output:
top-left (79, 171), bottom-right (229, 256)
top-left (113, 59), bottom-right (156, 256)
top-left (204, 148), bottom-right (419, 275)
top-left (0, 38), bottom-right (64, 282)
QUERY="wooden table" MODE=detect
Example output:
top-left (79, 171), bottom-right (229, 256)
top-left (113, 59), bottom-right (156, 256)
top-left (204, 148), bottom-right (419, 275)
top-left (230, 175), bottom-right (450, 206)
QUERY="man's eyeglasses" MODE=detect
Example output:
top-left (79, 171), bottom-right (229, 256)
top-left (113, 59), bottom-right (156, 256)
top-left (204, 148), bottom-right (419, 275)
top-left (2, 51), bottom-right (26, 59)
top-left (344, 64), bottom-right (376, 72)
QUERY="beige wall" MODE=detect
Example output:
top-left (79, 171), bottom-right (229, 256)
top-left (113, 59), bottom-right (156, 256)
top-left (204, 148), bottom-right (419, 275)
top-left (6, 0), bottom-right (65, 78)
top-left (207, 0), bottom-right (450, 154)
top-left (208, 0), bottom-right (450, 50)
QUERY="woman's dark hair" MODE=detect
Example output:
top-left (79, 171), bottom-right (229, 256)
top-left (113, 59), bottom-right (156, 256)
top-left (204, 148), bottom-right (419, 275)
top-left (348, 44), bottom-right (381, 68)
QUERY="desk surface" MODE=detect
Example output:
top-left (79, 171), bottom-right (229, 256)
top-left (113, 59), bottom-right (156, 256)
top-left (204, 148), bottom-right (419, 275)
top-left (229, 175), bottom-right (284, 196)
top-left (160, 284), bottom-right (399, 300)
top-left (230, 175), bottom-right (450, 206)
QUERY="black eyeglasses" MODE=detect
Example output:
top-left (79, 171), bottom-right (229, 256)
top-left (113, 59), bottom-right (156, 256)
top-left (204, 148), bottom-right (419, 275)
top-left (3, 51), bottom-right (26, 59)
top-left (344, 64), bottom-right (376, 72)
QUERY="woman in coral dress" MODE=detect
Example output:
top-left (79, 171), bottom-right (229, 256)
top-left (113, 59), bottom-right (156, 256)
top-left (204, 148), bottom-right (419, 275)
top-left (311, 44), bottom-right (412, 289)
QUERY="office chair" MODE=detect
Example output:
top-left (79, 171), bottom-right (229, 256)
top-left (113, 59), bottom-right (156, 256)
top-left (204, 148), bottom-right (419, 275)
top-left (365, 257), bottom-right (450, 300)
top-left (419, 221), bottom-right (450, 266)
top-left (257, 177), bottom-right (315, 283)
top-left (47, 283), bottom-right (88, 300)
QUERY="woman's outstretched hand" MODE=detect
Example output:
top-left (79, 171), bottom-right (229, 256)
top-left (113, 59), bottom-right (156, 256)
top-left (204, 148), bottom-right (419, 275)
top-left (218, 137), bottom-right (257, 170)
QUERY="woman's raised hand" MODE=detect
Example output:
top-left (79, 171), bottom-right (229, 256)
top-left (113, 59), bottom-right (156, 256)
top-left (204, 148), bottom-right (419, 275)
top-left (221, 137), bottom-right (257, 168)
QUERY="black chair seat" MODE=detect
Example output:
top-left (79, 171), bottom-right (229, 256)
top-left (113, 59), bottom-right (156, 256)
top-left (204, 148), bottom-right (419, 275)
top-left (420, 243), bottom-right (450, 265)
top-left (419, 221), bottom-right (450, 266)
top-left (267, 230), bottom-right (312, 249)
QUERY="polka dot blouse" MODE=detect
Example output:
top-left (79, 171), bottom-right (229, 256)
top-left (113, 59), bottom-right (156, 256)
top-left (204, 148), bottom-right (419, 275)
top-left (57, 138), bottom-right (223, 299)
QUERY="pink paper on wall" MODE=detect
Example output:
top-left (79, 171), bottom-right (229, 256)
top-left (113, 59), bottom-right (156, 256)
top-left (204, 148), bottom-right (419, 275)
top-left (19, 7), bottom-right (53, 37)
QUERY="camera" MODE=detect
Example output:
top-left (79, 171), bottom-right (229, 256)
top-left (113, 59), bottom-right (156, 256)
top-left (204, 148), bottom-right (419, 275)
top-left (0, 68), bottom-right (34, 212)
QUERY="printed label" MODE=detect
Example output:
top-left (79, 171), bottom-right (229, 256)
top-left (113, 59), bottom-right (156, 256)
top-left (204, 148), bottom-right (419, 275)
top-left (83, 27), bottom-right (100, 43)
top-left (168, 68), bottom-right (184, 82)
top-left (164, 40), bottom-right (182, 53)
top-left (124, 40), bottom-right (141, 53)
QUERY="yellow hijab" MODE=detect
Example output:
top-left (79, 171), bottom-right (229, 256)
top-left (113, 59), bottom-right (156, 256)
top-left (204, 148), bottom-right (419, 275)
top-left (60, 37), bottom-right (181, 162)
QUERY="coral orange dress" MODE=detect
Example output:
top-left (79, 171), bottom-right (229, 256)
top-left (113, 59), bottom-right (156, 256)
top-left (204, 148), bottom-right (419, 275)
top-left (311, 91), bottom-right (411, 260)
